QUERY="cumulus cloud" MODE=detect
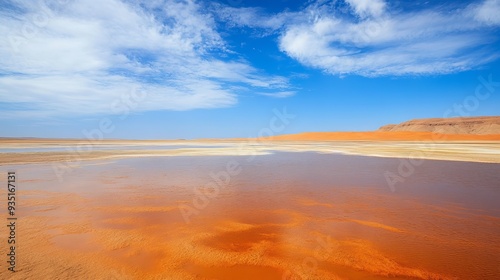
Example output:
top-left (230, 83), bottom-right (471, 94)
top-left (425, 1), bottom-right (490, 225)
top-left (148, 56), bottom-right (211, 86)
top-left (215, 0), bottom-right (500, 76)
top-left (278, 0), bottom-right (500, 76)
top-left (280, 16), bottom-right (483, 75)
top-left (0, 0), bottom-right (292, 118)
top-left (1, 0), bottom-right (499, 119)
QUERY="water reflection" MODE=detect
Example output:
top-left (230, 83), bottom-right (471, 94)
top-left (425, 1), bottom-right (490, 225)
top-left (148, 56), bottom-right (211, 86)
top-left (1, 153), bottom-right (499, 279)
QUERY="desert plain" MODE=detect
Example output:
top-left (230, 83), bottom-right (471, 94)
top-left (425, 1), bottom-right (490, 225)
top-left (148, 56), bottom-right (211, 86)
top-left (1, 129), bottom-right (500, 279)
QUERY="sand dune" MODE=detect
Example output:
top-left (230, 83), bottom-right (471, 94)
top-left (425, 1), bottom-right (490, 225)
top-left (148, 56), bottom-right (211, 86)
top-left (268, 116), bottom-right (500, 141)
top-left (269, 131), bottom-right (500, 141)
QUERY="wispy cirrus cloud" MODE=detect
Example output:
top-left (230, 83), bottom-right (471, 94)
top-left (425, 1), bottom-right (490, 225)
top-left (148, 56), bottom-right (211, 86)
top-left (213, 5), bottom-right (295, 31)
top-left (279, 0), bottom-right (500, 76)
top-left (0, 0), bottom-right (293, 118)
top-left (215, 0), bottom-right (500, 76)
top-left (1, 0), bottom-right (499, 121)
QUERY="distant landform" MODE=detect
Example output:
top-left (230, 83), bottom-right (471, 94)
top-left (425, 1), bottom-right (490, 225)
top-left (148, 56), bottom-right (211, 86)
top-left (378, 116), bottom-right (500, 135)
top-left (269, 116), bottom-right (500, 141)
top-left (1, 117), bottom-right (500, 143)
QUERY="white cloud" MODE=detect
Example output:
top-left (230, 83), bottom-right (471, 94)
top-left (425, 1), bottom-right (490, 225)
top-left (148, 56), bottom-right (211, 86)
top-left (213, 6), bottom-right (295, 31)
top-left (277, 0), bottom-right (500, 76)
top-left (0, 0), bottom-right (291, 118)
top-left (255, 91), bottom-right (295, 98)
top-left (345, 0), bottom-right (386, 18)
top-left (472, 0), bottom-right (500, 25)
top-left (211, 0), bottom-right (499, 76)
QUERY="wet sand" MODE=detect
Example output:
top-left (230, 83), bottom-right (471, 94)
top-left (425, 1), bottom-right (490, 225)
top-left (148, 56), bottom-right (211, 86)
top-left (0, 151), bottom-right (499, 279)
top-left (1, 139), bottom-right (500, 165)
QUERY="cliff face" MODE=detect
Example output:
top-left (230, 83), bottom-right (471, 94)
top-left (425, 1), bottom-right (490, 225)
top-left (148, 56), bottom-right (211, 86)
top-left (378, 116), bottom-right (500, 135)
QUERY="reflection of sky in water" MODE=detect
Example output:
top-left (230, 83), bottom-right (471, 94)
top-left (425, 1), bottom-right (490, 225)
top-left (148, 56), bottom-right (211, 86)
top-left (2, 152), bottom-right (499, 215)
top-left (1, 152), bottom-right (500, 279)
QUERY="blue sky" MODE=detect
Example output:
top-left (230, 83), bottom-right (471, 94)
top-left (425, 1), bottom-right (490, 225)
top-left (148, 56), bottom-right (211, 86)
top-left (1, 0), bottom-right (499, 139)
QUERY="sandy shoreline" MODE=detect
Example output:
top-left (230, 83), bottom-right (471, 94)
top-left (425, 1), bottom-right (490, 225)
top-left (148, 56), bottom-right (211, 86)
top-left (1, 139), bottom-right (500, 165)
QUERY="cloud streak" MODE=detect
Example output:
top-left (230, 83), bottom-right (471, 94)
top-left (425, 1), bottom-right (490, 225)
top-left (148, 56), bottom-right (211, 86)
top-left (1, 0), bottom-right (499, 121)
top-left (281, 0), bottom-right (500, 76)
top-left (0, 0), bottom-right (292, 118)
top-left (215, 0), bottom-right (500, 76)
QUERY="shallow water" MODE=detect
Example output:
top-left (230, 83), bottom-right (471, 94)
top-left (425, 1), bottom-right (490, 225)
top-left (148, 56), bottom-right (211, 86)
top-left (0, 144), bottom-right (230, 153)
top-left (1, 152), bottom-right (499, 279)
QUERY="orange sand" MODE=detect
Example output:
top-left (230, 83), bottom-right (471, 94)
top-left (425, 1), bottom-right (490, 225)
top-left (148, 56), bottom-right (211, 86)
top-left (268, 131), bottom-right (500, 141)
top-left (1, 188), bottom-right (465, 280)
top-left (2, 131), bottom-right (500, 145)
